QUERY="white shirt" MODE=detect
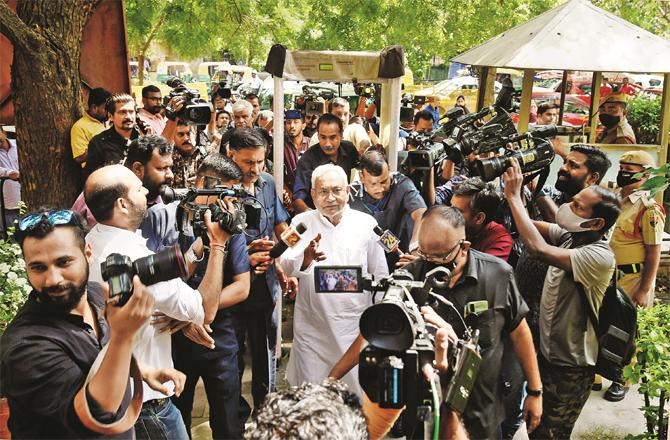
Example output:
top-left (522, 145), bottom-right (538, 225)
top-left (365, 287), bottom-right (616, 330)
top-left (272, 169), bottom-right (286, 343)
top-left (87, 223), bottom-right (205, 401)
top-left (279, 206), bottom-right (388, 396)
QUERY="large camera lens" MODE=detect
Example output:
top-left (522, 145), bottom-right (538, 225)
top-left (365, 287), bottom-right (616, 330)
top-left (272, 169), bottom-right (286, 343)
top-left (133, 245), bottom-right (188, 286)
top-left (361, 302), bottom-right (415, 351)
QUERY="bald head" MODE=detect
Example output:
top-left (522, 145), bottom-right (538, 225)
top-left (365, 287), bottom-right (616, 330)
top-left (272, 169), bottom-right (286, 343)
top-left (418, 206), bottom-right (467, 258)
top-left (85, 165), bottom-right (146, 226)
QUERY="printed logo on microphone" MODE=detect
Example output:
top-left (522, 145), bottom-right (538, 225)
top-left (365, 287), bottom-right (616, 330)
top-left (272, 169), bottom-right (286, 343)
top-left (379, 230), bottom-right (400, 253)
top-left (281, 228), bottom-right (302, 247)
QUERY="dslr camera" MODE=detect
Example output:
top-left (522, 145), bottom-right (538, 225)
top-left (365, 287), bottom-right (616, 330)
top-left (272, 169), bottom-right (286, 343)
top-left (100, 245), bottom-right (188, 307)
top-left (359, 268), bottom-right (481, 437)
top-left (173, 186), bottom-right (263, 239)
top-left (164, 76), bottom-right (212, 125)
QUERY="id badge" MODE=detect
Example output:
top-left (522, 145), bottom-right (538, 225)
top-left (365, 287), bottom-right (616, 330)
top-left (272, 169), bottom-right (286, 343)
top-left (464, 300), bottom-right (488, 317)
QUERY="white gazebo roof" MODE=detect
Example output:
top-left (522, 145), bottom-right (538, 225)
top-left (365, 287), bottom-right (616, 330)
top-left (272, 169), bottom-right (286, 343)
top-left (452, 0), bottom-right (670, 73)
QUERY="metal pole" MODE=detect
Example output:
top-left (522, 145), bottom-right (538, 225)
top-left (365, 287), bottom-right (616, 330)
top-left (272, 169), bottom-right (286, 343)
top-left (558, 70), bottom-right (569, 125)
top-left (517, 69), bottom-right (535, 133)
top-left (588, 71), bottom-right (603, 144)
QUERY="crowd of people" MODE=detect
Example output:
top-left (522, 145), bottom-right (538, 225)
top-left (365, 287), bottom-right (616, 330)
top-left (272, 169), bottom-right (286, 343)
top-left (0, 77), bottom-right (665, 440)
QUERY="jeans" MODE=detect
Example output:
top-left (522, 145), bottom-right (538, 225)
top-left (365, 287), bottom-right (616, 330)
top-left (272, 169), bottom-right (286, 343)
top-left (172, 351), bottom-right (242, 439)
top-left (134, 398), bottom-right (189, 440)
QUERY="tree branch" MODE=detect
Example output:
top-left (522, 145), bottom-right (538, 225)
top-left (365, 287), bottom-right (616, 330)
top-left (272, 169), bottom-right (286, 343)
top-left (140, 9), bottom-right (168, 56)
top-left (0, 1), bottom-right (40, 51)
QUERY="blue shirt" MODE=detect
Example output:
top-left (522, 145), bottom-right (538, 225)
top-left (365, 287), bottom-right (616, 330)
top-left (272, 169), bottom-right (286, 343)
top-left (349, 173), bottom-right (426, 269)
top-left (292, 140), bottom-right (359, 209)
top-left (173, 233), bottom-right (250, 358)
top-left (242, 172), bottom-right (290, 308)
top-left (423, 104), bottom-right (440, 129)
top-left (139, 200), bottom-right (250, 357)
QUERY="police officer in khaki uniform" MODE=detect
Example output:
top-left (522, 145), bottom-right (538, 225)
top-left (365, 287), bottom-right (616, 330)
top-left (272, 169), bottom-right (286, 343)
top-left (602, 150), bottom-right (665, 401)
top-left (597, 92), bottom-right (636, 144)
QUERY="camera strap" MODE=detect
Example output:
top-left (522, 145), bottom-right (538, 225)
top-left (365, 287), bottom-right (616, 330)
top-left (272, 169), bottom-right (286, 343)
top-left (531, 165), bottom-right (551, 200)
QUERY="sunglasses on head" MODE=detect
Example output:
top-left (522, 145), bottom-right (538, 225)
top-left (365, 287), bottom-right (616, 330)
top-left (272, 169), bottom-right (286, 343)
top-left (15, 210), bottom-right (79, 242)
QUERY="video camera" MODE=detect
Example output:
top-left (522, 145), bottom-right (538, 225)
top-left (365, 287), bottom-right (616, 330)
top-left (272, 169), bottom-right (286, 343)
top-left (170, 186), bottom-right (263, 239)
top-left (100, 245), bottom-right (188, 307)
top-left (473, 124), bottom-right (559, 182)
top-left (295, 85), bottom-right (335, 116)
top-left (164, 76), bottom-right (212, 125)
top-left (358, 268), bottom-right (481, 437)
top-left (405, 107), bottom-right (466, 170)
top-left (211, 81), bottom-right (232, 100)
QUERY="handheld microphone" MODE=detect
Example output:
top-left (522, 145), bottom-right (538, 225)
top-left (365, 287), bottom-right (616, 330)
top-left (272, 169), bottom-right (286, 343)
top-left (269, 223), bottom-right (307, 258)
top-left (373, 225), bottom-right (403, 257)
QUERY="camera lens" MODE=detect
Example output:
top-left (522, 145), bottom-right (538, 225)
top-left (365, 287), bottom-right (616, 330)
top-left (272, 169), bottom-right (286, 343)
top-left (133, 245), bottom-right (188, 286)
top-left (361, 302), bottom-right (414, 351)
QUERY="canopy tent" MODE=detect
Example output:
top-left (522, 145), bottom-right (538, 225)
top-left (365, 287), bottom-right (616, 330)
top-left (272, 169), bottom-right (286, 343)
top-left (451, 0), bottom-right (670, 193)
top-left (263, 45), bottom-right (406, 195)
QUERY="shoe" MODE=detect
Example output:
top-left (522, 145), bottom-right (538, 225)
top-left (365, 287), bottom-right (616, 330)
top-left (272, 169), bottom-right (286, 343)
top-left (592, 382), bottom-right (602, 391)
top-left (604, 382), bottom-right (627, 402)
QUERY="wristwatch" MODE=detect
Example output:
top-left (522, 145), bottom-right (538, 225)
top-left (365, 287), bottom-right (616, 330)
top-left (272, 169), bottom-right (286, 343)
top-left (185, 246), bottom-right (204, 264)
top-left (525, 385), bottom-right (543, 397)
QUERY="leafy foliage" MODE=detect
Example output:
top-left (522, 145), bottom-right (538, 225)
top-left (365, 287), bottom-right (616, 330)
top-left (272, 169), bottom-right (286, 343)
top-left (0, 234), bottom-right (30, 334)
top-left (627, 96), bottom-right (663, 145)
top-left (623, 304), bottom-right (670, 439)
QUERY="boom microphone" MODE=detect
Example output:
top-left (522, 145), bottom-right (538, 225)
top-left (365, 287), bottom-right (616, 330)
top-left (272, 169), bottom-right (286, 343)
top-left (373, 225), bottom-right (403, 257)
top-left (269, 223), bottom-right (307, 258)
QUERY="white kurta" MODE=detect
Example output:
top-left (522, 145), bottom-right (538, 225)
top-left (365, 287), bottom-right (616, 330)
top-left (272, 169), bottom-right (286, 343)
top-left (280, 206), bottom-right (389, 396)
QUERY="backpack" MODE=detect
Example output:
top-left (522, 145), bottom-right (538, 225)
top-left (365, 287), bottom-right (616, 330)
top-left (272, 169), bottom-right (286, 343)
top-left (577, 276), bottom-right (637, 381)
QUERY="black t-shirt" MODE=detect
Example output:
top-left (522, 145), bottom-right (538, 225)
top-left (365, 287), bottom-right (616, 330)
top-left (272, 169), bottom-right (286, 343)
top-left (404, 251), bottom-right (528, 440)
top-left (84, 126), bottom-right (140, 178)
top-left (0, 283), bottom-right (133, 439)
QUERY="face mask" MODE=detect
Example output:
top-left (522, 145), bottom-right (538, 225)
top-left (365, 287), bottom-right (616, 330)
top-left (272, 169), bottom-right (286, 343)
top-left (556, 203), bottom-right (600, 233)
top-left (616, 170), bottom-right (641, 188)
top-left (599, 113), bottom-right (620, 128)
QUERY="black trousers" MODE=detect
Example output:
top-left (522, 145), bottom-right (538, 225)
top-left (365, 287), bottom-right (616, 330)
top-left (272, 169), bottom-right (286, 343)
top-left (234, 304), bottom-right (277, 418)
top-left (171, 351), bottom-right (242, 440)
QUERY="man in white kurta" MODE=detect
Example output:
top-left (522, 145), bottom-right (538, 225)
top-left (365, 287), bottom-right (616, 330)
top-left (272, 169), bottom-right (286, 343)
top-left (280, 164), bottom-right (388, 396)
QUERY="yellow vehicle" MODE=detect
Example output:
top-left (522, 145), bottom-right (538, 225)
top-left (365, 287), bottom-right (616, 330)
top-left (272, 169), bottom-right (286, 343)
top-left (197, 62), bottom-right (231, 83)
top-left (413, 76), bottom-right (496, 115)
top-left (156, 61), bottom-right (194, 83)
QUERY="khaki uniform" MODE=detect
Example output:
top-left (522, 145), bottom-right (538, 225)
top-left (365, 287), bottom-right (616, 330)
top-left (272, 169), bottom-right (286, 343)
top-left (598, 118), bottom-right (636, 144)
top-left (610, 191), bottom-right (665, 307)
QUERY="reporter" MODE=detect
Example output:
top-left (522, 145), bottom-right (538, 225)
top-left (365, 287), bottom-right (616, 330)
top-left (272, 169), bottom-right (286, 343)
top-left (84, 165), bottom-right (230, 439)
top-left (0, 210), bottom-right (151, 438)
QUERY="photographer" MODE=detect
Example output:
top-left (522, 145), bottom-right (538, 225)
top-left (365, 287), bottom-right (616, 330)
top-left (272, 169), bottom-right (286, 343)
top-left (226, 128), bottom-right (291, 418)
top-left (348, 149), bottom-right (426, 269)
top-left (0, 209), bottom-right (156, 438)
top-left (503, 158), bottom-right (620, 439)
top-left (84, 165), bottom-right (230, 439)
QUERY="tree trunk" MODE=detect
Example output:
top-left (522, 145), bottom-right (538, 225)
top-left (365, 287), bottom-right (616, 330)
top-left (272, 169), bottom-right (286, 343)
top-left (138, 53), bottom-right (145, 86)
top-left (1, 0), bottom-right (99, 209)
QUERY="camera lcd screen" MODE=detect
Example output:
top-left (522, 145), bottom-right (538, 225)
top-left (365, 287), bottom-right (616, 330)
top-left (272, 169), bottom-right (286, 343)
top-left (314, 266), bottom-right (363, 293)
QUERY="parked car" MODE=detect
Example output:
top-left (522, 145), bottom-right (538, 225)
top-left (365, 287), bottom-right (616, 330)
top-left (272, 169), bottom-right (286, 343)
top-left (512, 93), bottom-right (590, 126)
top-left (413, 76), bottom-right (502, 116)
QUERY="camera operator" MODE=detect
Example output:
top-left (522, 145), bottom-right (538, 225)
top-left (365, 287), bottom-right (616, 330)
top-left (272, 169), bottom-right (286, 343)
top-left (398, 110), bottom-right (437, 206)
top-left (171, 119), bottom-right (201, 188)
top-left (402, 206), bottom-right (541, 438)
top-left (292, 114), bottom-right (360, 213)
top-left (163, 154), bottom-right (251, 439)
top-left (84, 165), bottom-right (230, 439)
top-left (226, 127), bottom-right (291, 418)
top-left (280, 164), bottom-right (388, 396)
top-left (503, 158), bottom-right (620, 439)
top-left (348, 149), bottom-right (427, 270)
top-left (331, 206), bottom-right (541, 438)
top-left (0, 209), bottom-right (155, 438)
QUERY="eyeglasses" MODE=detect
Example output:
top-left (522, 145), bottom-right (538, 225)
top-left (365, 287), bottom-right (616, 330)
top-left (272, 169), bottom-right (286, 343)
top-left (203, 175), bottom-right (223, 189)
top-left (315, 187), bottom-right (345, 198)
top-left (417, 239), bottom-right (464, 263)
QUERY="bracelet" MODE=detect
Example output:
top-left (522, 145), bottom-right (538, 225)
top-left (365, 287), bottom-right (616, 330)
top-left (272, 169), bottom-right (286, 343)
top-left (525, 385), bottom-right (543, 397)
top-left (185, 246), bottom-right (204, 264)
